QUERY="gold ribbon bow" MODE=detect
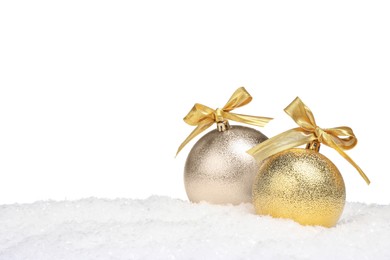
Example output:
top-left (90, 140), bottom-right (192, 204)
top-left (176, 87), bottom-right (273, 155)
top-left (247, 97), bottom-right (370, 184)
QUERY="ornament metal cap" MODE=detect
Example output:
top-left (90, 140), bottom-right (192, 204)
top-left (217, 120), bottom-right (230, 132)
top-left (306, 140), bottom-right (321, 152)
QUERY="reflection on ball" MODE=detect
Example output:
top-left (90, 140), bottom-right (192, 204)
top-left (252, 148), bottom-right (346, 227)
top-left (185, 125), bottom-right (267, 205)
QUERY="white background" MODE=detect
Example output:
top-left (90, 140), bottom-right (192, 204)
top-left (0, 0), bottom-right (389, 205)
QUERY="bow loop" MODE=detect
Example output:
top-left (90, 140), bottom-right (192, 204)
top-left (176, 87), bottom-right (273, 156)
top-left (323, 127), bottom-right (358, 149)
top-left (285, 97), bottom-right (317, 131)
top-left (183, 104), bottom-right (215, 126)
top-left (248, 97), bottom-right (370, 185)
top-left (222, 87), bottom-right (252, 112)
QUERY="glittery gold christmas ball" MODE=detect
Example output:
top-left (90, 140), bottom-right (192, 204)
top-left (184, 125), bottom-right (268, 205)
top-left (252, 148), bottom-right (346, 227)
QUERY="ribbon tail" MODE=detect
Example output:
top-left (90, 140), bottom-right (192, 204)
top-left (224, 112), bottom-right (273, 127)
top-left (247, 128), bottom-right (315, 162)
top-left (327, 139), bottom-right (371, 185)
top-left (176, 122), bottom-right (214, 156)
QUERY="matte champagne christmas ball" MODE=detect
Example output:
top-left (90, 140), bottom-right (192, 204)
top-left (184, 125), bottom-right (268, 205)
top-left (252, 148), bottom-right (346, 227)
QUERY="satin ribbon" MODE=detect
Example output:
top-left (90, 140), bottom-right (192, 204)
top-left (247, 97), bottom-right (370, 185)
top-left (176, 87), bottom-right (273, 155)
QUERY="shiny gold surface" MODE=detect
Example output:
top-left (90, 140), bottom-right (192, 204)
top-left (177, 87), bottom-right (272, 155)
top-left (248, 97), bottom-right (370, 184)
top-left (252, 148), bottom-right (346, 227)
top-left (185, 125), bottom-right (268, 205)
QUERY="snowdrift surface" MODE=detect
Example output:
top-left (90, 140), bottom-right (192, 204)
top-left (0, 196), bottom-right (389, 259)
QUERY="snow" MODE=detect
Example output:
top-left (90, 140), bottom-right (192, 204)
top-left (0, 197), bottom-right (389, 260)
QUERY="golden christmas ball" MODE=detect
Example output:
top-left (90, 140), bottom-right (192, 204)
top-left (185, 125), bottom-right (268, 205)
top-left (252, 148), bottom-right (346, 227)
